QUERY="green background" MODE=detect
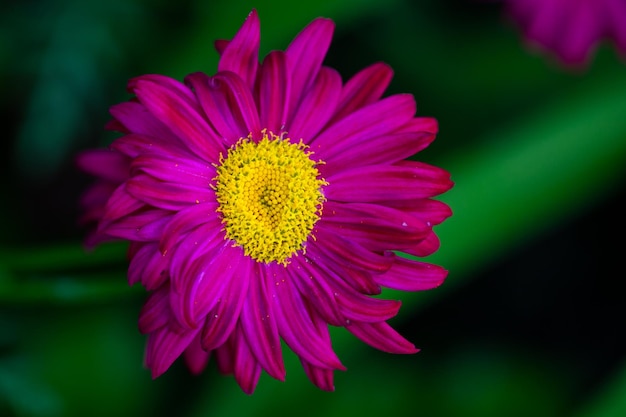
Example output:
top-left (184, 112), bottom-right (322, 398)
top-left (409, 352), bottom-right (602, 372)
top-left (1, 0), bottom-right (626, 416)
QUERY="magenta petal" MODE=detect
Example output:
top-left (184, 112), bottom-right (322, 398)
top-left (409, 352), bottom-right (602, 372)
top-left (105, 209), bottom-right (173, 242)
top-left (218, 9), bottom-right (260, 89)
top-left (145, 324), bottom-right (201, 378)
top-left (403, 230), bottom-right (441, 258)
top-left (346, 321), bottom-right (418, 354)
top-left (98, 183), bottom-right (144, 228)
top-left (126, 174), bottom-right (214, 211)
top-left (257, 51), bottom-right (290, 134)
top-left (159, 202), bottom-right (220, 255)
top-left (330, 62), bottom-right (393, 124)
top-left (301, 360), bottom-right (336, 391)
top-left (326, 162), bottom-right (453, 203)
top-left (128, 242), bottom-right (170, 290)
top-left (376, 255), bottom-right (448, 292)
top-left (76, 149), bottom-right (129, 182)
top-left (311, 228), bottom-right (394, 273)
top-left (201, 252), bottom-right (252, 351)
top-left (269, 263), bottom-right (344, 370)
top-left (169, 241), bottom-right (236, 329)
top-left (131, 77), bottom-right (223, 162)
top-left (288, 66), bottom-right (341, 142)
top-left (111, 133), bottom-right (193, 160)
top-left (289, 257), bottom-right (345, 326)
top-left (320, 202), bottom-right (429, 251)
top-left (130, 154), bottom-right (215, 188)
top-left (386, 198), bottom-right (453, 227)
top-left (240, 263), bottom-right (285, 381)
top-left (139, 284), bottom-right (172, 334)
top-left (183, 332), bottom-right (211, 375)
top-left (109, 101), bottom-right (179, 141)
top-left (186, 72), bottom-right (261, 144)
top-left (285, 17), bottom-right (335, 112)
top-left (310, 94), bottom-right (416, 157)
top-left (232, 324), bottom-right (262, 395)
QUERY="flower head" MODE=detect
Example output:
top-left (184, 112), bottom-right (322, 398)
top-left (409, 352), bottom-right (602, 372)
top-left (78, 9), bottom-right (453, 393)
top-left (505, 0), bottom-right (626, 66)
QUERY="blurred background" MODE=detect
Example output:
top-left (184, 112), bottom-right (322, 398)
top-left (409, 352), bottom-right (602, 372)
top-left (1, 0), bottom-right (625, 416)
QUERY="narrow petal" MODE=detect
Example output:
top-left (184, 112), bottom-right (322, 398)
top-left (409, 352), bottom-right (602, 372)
top-left (183, 332), bottom-right (211, 375)
top-left (99, 183), bottom-right (144, 228)
top-left (159, 202), bottom-right (220, 255)
top-left (240, 263), bottom-right (285, 381)
top-left (218, 9), bottom-right (260, 89)
top-left (310, 94), bottom-right (416, 155)
top-left (257, 51), bottom-right (290, 134)
top-left (232, 324), bottom-right (262, 395)
top-left (376, 255), bottom-right (448, 292)
top-left (109, 101), bottom-right (179, 141)
top-left (346, 321), bottom-right (418, 354)
top-left (285, 18), bottom-right (335, 113)
top-left (130, 154), bottom-right (215, 188)
top-left (330, 62), bottom-right (393, 124)
top-left (301, 361), bottom-right (336, 391)
top-left (385, 198), bottom-right (453, 226)
top-left (319, 202), bottom-right (429, 251)
top-left (201, 251), bottom-right (252, 351)
top-left (145, 324), bottom-right (201, 378)
top-left (186, 72), bottom-right (261, 144)
top-left (138, 284), bottom-right (172, 334)
top-left (311, 228), bottom-right (394, 273)
top-left (105, 209), bottom-right (173, 242)
top-left (270, 263), bottom-right (345, 370)
top-left (325, 162), bottom-right (453, 203)
top-left (126, 173), bottom-right (214, 211)
top-left (403, 230), bottom-right (441, 258)
top-left (128, 242), bottom-right (168, 289)
top-left (76, 149), bottom-right (129, 182)
top-left (131, 77), bottom-right (223, 162)
top-left (110, 133), bottom-right (194, 159)
top-left (287, 66), bottom-right (342, 142)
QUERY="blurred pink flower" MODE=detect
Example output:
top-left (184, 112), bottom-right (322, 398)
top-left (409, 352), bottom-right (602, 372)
top-left (78, 10), bottom-right (453, 393)
top-left (505, 0), bottom-right (626, 65)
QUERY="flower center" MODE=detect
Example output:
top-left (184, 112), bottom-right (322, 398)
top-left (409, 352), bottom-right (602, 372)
top-left (214, 131), bottom-right (326, 265)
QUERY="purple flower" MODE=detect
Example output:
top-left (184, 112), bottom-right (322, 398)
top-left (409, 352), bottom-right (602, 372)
top-left (505, 0), bottom-right (626, 66)
top-left (78, 10), bottom-right (453, 393)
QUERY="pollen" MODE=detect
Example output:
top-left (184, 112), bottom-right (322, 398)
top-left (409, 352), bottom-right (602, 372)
top-left (214, 131), bottom-right (327, 265)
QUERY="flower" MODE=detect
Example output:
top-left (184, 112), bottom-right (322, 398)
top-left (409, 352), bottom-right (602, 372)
top-left (504, 0), bottom-right (626, 66)
top-left (78, 9), bottom-right (453, 393)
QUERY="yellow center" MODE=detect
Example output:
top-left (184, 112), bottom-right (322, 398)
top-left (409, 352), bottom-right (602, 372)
top-left (214, 131), bottom-right (326, 265)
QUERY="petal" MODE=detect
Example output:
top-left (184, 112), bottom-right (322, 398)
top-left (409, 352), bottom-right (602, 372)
top-left (110, 133), bottom-right (194, 160)
top-left (301, 361), bottom-right (336, 391)
top-left (385, 198), bottom-right (453, 226)
top-left (402, 229), bottom-right (441, 258)
top-left (130, 153), bottom-right (215, 188)
top-left (376, 255), bottom-right (448, 292)
top-left (218, 9), bottom-right (260, 89)
top-left (322, 129), bottom-right (436, 177)
top-left (159, 202), bottom-right (221, 255)
top-left (310, 227), bottom-right (394, 274)
top-left (257, 51), bottom-right (290, 134)
top-left (231, 324), bottom-right (262, 395)
top-left (310, 94), bottom-right (416, 156)
top-left (183, 332), bottom-right (211, 375)
top-left (131, 76), bottom-right (223, 162)
top-left (325, 162), bottom-right (453, 203)
top-left (76, 149), bottom-right (129, 183)
top-left (330, 62), bottom-right (394, 124)
top-left (145, 324), bottom-right (201, 378)
top-left (319, 202), bottom-right (430, 251)
top-left (169, 238), bottom-right (235, 329)
top-left (240, 262), bottom-right (285, 381)
top-left (287, 66), bottom-right (342, 142)
top-left (269, 263), bottom-right (345, 370)
top-left (346, 321), bottom-right (418, 354)
top-left (285, 18), bottom-right (335, 113)
top-left (186, 72), bottom-right (261, 144)
top-left (109, 101), bottom-right (179, 141)
top-left (99, 183), bottom-right (144, 229)
top-left (105, 209), bottom-right (173, 242)
top-left (138, 284), bottom-right (172, 334)
top-left (126, 173), bottom-right (214, 211)
top-left (201, 251), bottom-right (252, 351)
top-left (128, 242), bottom-right (170, 290)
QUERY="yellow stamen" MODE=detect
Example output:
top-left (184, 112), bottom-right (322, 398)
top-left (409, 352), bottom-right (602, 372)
top-left (214, 131), bottom-right (327, 265)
